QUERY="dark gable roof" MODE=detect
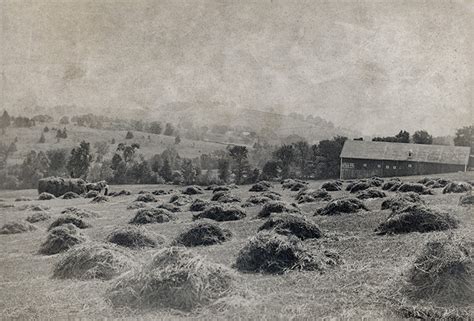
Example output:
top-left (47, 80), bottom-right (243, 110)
top-left (340, 140), bottom-right (471, 166)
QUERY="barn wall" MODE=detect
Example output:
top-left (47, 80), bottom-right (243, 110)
top-left (340, 158), bottom-right (465, 179)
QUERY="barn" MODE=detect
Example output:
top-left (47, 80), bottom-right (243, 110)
top-left (339, 140), bottom-right (471, 179)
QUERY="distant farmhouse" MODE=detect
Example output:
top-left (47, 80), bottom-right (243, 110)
top-left (340, 140), bottom-right (471, 179)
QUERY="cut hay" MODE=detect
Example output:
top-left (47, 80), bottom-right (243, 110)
top-left (321, 181), bottom-right (342, 191)
top-left (459, 193), bottom-right (474, 206)
top-left (38, 177), bottom-right (87, 197)
top-left (152, 189), bottom-right (169, 195)
top-left (194, 204), bottom-right (246, 222)
top-left (356, 188), bottom-right (387, 200)
top-left (0, 221), bottom-right (37, 234)
top-left (403, 237), bottom-right (473, 306)
top-left (249, 183), bottom-right (269, 192)
top-left (376, 204), bottom-right (458, 235)
top-left (261, 191), bottom-right (282, 200)
top-left (258, 214), bottom-right (322, 240)
top-left (281, 179), bottom-right (308, 190)
top-left (443, 182), bottom-right (472, 194)
top-left (109, 189), bottom-right (132, 197)
top-left (107, 247), bottom-right (234, 311)
top-left (397, 183), bottom-right (433, 195)
top-left (425, 178), bottom-right (451, 188)
top-left (243, 195), bottom-right (273, 207)
top-left (190, 198), bottom-right (211, 212)
top-left (295, 189), bottom-right (331, 204)
top-left (85, 190), bottom-right (99, 198)
top-left (316, 198), bottom-right (368, 216)
top-left (129, 208), bottom-right (176, 225)
top-left (38, 192), bottom-right (55, 200)
top-left (62, 192), bottom-right (81, 199)
top-left (39, 224), bottom-right (88, 255)
top-left (15, 197), bottom-right (31, 202)
top-left (127, 201), bottom-right (149, 210)
top-left (182, 186), bottom-right (204, 195)
top-left (381, 192), bottom-right (424, 211)
top-left (19, 204), bottom-right (50, 211)
top-left (382, 180), bottom-right (403, 191)
top-left (169, 194), bottom-right (193, 206)
top-left (234, 231), bottom-right (340, 274)
top-left (135, 193), bottom-right (157, 203)
top-left (368, 176), bottom-right (384, 187)
top-left (0, 203), bottom-right (14, 208)
top-left (211, 191), bottom-right (241, 203)
top-left (173, 221), bottom-right (232, 247)
top-left (156, 202), bottom-right (182, 212)
top-left (91, 195), bottom-right (109, 203)
top-left (107, 226), bottom-right (164, 249)
top-left (53, 242), bottom-right (134, 280)
top-left (48, 215), bottom-right (91, 231)
top-left (348, 181), bottom-right (371, 193)
top-left (212, 186), bottom-right (231, 193)
top-left (258, 201), bottom-right (300, 218)
top-left (26, 212), bottom-right (51, 223)
top-left (61, 207), bottom-right (99, 218)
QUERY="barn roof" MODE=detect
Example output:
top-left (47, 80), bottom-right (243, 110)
top-left (340, 140), bottom-right (471, 166)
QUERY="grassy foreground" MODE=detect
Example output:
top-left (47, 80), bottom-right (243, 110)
top-left (0, 172), bottom-right (472, 320)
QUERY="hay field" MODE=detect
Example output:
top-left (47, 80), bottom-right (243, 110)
top-left (0, 172), bottom-right (473, 320)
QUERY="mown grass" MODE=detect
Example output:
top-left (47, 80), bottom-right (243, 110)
top-left (0, 172), bottom-right (472, 320)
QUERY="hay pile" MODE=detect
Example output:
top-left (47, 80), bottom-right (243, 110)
top-left (212, 186), bottom-right (231, 192)
top-left (62, 192), bottom-right (81, 199)
top-left (107, 247), bottom-right (234, 311)
top-left (53, 242), bottom-right (134, 280)
top-left (0, 221), bottom-right (37, 234)
top-left (348, 181), bottom-right (371, 193)
top-left (356, 188), bottom-right (386, 200)
top-left (127, 202), bottom-right (148, 210)
top-left (39, 224), bottom-right (88, 255)
top-left (135, 193), bottom-right (157, 203)
top-left (19, 204), bottom-right (50, 211)
top-left (174, 221), bottom-right (232, 246)
top-left (234, 231), bottom-right (340, 274)
top-left (443, 182), bottom-right (472, 194)
top-left (258, 214), bottom-right (322, 240)
top-left (211, 191), bottom-right (241, 203)
top-left (26, 212), bottom-right (51, 223)
top-left (397, 183), bottom-right (433, 195)
top-left (109, 189), bottom-right (132, 197)
top-left (381, 192), bottom-right (424, 211)
top-left (190, 198), bottom-right (210, 212)
top-left (152, 189), bottom-right (169, 196)
top-left (261, 191), bottom-right (282, 200)
top-left (249, 183), bottom-right (269, 192)
top-left (316, 198), bottom-right (368, 215)
top-left (182, 186), bottom-right (204, 195)
top-left (38, 177), bottom-right (87, 197)
top-left (376, 204), bottom-right (458, 235)
top-left (295, 189), bottom-right (331, 204)
top-left (48, 215), bottom-right (91, 230)
top-left (107, 226), bottom-right (163, 249)
top-left (130, 208), bottom-right (176, 225)
top-left (282, 179), bottom-right (308, 190)
top-left (368, 176), bottom-right (384, 187)
top-left (15, 197), bottom-right (31, 201)
top-left (243, 195), bottom-right (273, 207)
top-left (382, 180), bottom-right (403, 191)
top-left (459, 194), bottom-right (474, 206)
top-left (321, 181), bottom-right (342, 191)
top-left (424, 178), bottom-right (451, 188)
top-left (38, 192), bottom-right (55, 200)
top-left (91, 195), bottom-right (109, 203)
top-left (61, 207), bottom-right (99, 218)
top-left (194, 204), bottom-right (246, 222)
top-left (85, 190), bottom-right (99, 198)
top-left (169, 194), bottom-right (193, 206)
top-left (403, 237), bottom-right (473, 305)
top-left (156, 202), bottom-right (182, 212)
top-left (258, 201), bottom-right (299, 218)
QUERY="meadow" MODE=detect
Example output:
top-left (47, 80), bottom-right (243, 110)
top-left (0, 172), bottom-right (472, 320)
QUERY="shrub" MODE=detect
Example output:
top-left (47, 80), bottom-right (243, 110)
top-left (39, 224), bottom-right (88, 255)
top-left (107, 226), bottom-right (164, 249)
top-left (193, 204), bottom-right (246, 222)
top-left (174, 221), bottom-right (232, 247)
top-left (258, 214), bottom-right (322, 240)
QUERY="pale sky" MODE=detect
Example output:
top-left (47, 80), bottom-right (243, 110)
top-left (1, 0), bottom-right (472, 136)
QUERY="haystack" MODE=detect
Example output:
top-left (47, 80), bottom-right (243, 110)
top-left (397, 183), bottom-right (433, 195)
top-left (61, 207), bottom-right (99, 218)
top-left (174, 221), bottom-right (232, 246)
top-left (243, 195), bottom-right (273, 207)
top-left (382, 180), bottom-right (402, 191)
top-left (211, 191), bottom-right (241, 203)
top-left (107, 225), bottom-right (164, 249)
top-left (356, 188), bottom-right (386, 200)
top-left (53, 242), bottom-right (134, 280)
top-left (443, 182), bottom-right (472, 194)
top-left (321, 181), bottom-right (342, 191)
top-left (127, 201), bottom-right (148, 210)
top-left (129, 208), bottom-right (175, 225)
top-left (135, 193), bottom-right (157, 203)
top-left (169, 194), bottom-right (193, 206)
top-left (156, 202), bottom-right (182, 212)
top-left (62, 192), bottom-right (81, 199)
top-left (403, 237), bottom-right (473, 305)
top-left (258, 201), bottom-right (299, 218)
top-left (38, 192), bottom-right (55, 200)
top-left (212, 186), bottom-right (231, 193)
top-left (0, 221), bottom-right (37, 234)
top-left (193, 204), bottom-right (246, 222)
top-left (249, 183), bottom-right (269, 192)
top-left (368, 176), bottom-right (384, 187)
top-left (26, 212), bottom-right (51, 223)
top-left (38, 177), bottom-right (87, 197)
top-left (348, 181), bottom-right (371, 193)
top-left (15, 197), bottom-right (31, 202)
top-left (109, 189), bottom-right (131, 197)
top-left (190, 198), bottom-right (211, 212)
top-left (39, 224), bottom-right (88, 255)
top-left (234, 231), bottom-right (340, 274)
top-left (182, 186), bottom-right (204, 195)
top-left (261, 191), bottom-right (282, 200)
top-left (85, 190), bottom-right (99, 198)
top-left (381, 192), bottom-right (424, 211)
top-left (459, 194), bottom-right (474, 206)
top-left (295, 189), bottom-right (331, 204)
top-left (316, 198), bottom-right (368, 215)
top-left (152, 189), bottom-right (169, 196)
top-left (48, 215), bottom-right (91, 230)
top-left (376, 204), bottom-right (458, 235)
top-left (107, 247), bottom-right (234, 311)
top-left (91, 195), bottom-right (109, 203)
top-left (282, 179), bottom-right (308, 190)
top-left (258, 214), bottom-right (322, 240)
top-left (425, 178), bottom-right (451, 188)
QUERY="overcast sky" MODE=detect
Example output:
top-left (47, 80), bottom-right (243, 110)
top-left (1, 0), bottom-right (472, 136)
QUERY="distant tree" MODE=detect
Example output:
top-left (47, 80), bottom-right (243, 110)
top-left (395, 130), bottom-right (410, 143)
top-left (159, 157), bottom-right (173, 182)
top-left (228, 145), bottom-right (250, 184)
top-left (46, 149), bottom-right (67, 176)
top-left (245, 168), bottom-right (260, 184)
top-left (19, 151), bottom-right (50, 187)
top-left (454, 125), bottom-right (473, 148)
top-left (59, 116), bottom-right (69, 125)
top-left (56, 128), bottom-right (67, 140)
top-left (94, 141), bottom-right (110, 162)
top-left (87, 161), bottom-right (114, 183)
top-left (274, 145), bottom-right (295, 178)
top-left (316, 136), bottom-right (347, 178)
top-left (262, 160), bottom-right (279, 180)
top-left (38, 133), bottom-right (46, 143)
top-left (413, 130), bottom-right (433, 144)
top-left (181, 159), bottom-right (197, 185)
top-left (125, 131), bottom-right (134, 139)
top-left (148, 121), bottom-right (163, 135)
top-left (217, 158), bottom-right (230, 183)
top-left (67, 141), bottom-right (93, 178)
top-left (292, 141), bottom-right (310, 178)
top-left (43, 126), bottom-right (49, 133)
top-left (164, 123), bottom-right (174, 136)
top-left (150, 154), bottom-right (163, 173)
top-left (0, 110), bottom-right (11, 134)
top-left (110, 153), bottom-right (123, 171)
top-left (174, 135), bottom-right (181, 145)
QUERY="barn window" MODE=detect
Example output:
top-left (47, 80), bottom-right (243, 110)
top-left (393, 166), bottom-right (397, 169)
top-left (363, 163), bottom-right (367, 167)
top-left (342, 162), bottom-right (355, 169)
top-left (385, 165), bottom-right (390, 169)
top-left (408, 164), bottom-right (412, 168)
top-left (377, 164), bottom-right (381, 168)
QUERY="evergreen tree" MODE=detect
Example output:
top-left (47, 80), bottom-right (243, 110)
top-left (159, 157), bottom-right (173, 182)
top-left (66, 141), bottom-right (93, 178)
